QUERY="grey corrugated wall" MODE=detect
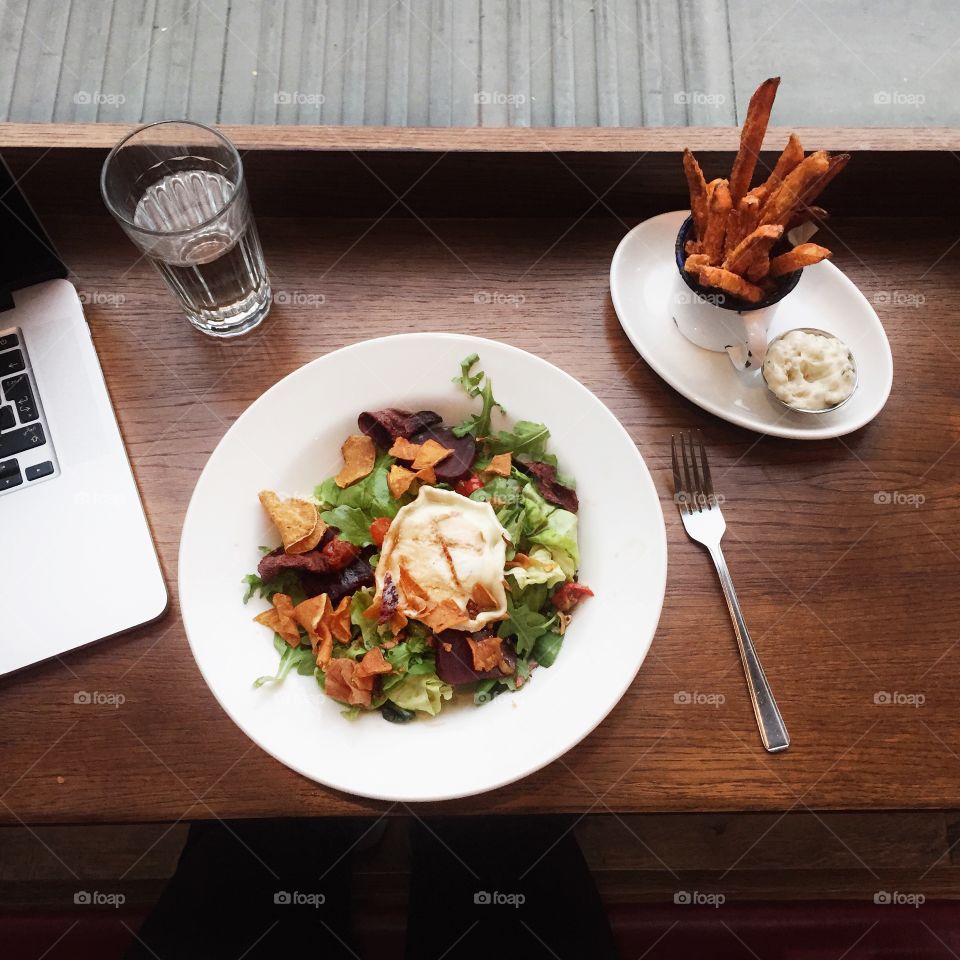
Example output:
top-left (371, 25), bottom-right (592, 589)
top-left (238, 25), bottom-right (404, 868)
top-left (1, 0), bottom-right (957, 126)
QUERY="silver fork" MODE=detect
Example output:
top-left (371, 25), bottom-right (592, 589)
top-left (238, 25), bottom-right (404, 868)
top-left (671, 431), bottom-right (790, 753)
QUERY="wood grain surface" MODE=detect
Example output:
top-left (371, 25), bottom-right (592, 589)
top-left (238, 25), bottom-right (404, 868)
top-left (3, 122), bottom-right (960, 151)
top-left (0, 139), bottom-right (958, 824)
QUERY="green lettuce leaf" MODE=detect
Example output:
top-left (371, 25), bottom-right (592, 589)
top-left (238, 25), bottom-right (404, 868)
top-left (498, 594), bottom-right (556, 657)
top-left (520, 482), bottom-right (554, 533)
top-left (351, 588), bottom-right (381, 649)
top-left (386, 673), bottom-right (453, 716)
top-left (504, 545), bottom-right (566, 590)
top-left (528, 507), bottom-right (579, 577)
top-left (318, 451), bottom-right (409, 546)
top-left (316, 451), bottom-right (402, 520)
top-left (321, 505), bottom-right (373, 547)
top-left (469, 475), bottom-right (523, 508)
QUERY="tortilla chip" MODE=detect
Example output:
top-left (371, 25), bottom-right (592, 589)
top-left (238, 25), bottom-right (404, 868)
top-left (315, 632), bottom-right (334, 668)
top-left (388, 437), bottom-right (422, 461)
top-left (293, 593), bottom-right (353, 666)
top-left (259, 491), bottom-right (322, 554)
top-left (254, 592), bottom-right (301, 646)
top-left (411, 438), bottom-right (453, 470)
top-left (470, 582), bottom-right (501, 612)
top-left (416, 466), bottom-right (436, 486)
top-left (468, 634), bottom-right (503, 672)
top-left (287, 515), bottom-right (326, 555)
top-left (388, 464), bottom-right (418, 499)
top-left (420, 598), bottom-right (467, 633)
top-left (293, 593), bottom-right (327, 637)
top-left (335, 434), bottom-right (376, 489)
top-left (323, 658), bottom-right (375, 707)
top-left (329, 595), bottom-right (353, 643)
top-left (356, 646), bottom-right (392, 679)
top-left (484, 453), bottom-right (512, 478)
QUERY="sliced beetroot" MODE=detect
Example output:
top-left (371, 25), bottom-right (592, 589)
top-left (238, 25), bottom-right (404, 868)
top-left (516, 458), bottom-right (579, 513)
top-left (300, 554), bottom-right (375, 605)
top-left (256, 529), bottom-right (355, 582)
top-left (258, 543), bottom-right (329, 580)
top-left (409, 425), bottom-right (476, 481)
top-left (435, 628), bottom-right (516, 685)
top-left (358, 408), bottom-right (442, 449)
top-left (404, 410), bottom-right (443, 437)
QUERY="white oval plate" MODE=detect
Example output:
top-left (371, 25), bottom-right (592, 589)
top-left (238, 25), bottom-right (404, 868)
top-left (179, 333), bottom-right (667, 802)
top-left (610, 211), bottom-right (893, 440)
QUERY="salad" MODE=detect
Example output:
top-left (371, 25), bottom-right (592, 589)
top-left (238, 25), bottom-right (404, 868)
top-left (242, 355), bottom-right (593, 721)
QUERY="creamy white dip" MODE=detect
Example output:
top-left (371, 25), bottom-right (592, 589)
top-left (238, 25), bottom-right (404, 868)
top-left (763, 329), bottom-right (856, 411)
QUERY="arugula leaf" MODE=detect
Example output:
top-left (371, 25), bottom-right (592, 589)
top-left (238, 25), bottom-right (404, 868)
top-left (254, 640), bottom-right (314, 688)
top-left (498, 594), bottom-right (556, 657)
top-left (241, 574), bottom-right (262, 604)
top-left (473, 678), bottom-right (502, 705)
top-left (500, 656), bottom-right (532, 691)
top-left (321, 505), bottom-right (373, 547)
top-left (488, 420), bottom-right (550, 457)
top-left (532, 630), bottom-right (564, 668)
top-left (453, 353), bottom-right (484, 396)
top-left (452, 354), bottom-right (504, 438)
top-left (242, 569), bottom-right (307, 606)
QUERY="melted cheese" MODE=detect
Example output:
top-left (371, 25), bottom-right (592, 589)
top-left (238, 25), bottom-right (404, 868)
top-left (374, 486), bottom-right (508, 631)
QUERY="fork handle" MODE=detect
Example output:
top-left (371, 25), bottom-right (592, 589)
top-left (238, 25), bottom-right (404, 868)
top-left (707, 545), bottom-right (790, 753)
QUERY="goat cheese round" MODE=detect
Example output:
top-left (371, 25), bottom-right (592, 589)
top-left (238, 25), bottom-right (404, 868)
top-left (374, 486), bottom-right (509, 631)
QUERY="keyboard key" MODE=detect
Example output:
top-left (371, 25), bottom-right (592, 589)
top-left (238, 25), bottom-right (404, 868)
top-left (0, 423), bottom-right (44, 459)
top-left (0, 406), bottom-right (13, 431)
top-left (3, 374), bottom-right (38, 422)
top-left (26, 460), bottom-right (54, 481)
top-left (0, 333), bottom-right (18, 351)
top-left (0, 458), bottom-right (21, 490)
top-left (0, 350), bottom-right (24, 376)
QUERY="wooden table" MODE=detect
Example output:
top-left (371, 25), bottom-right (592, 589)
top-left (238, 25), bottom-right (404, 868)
top-left (1, 125), bottom-right (958, 824)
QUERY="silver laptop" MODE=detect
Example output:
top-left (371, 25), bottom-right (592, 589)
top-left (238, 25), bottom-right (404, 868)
top-left (0, 156), bottom-right (167, 674)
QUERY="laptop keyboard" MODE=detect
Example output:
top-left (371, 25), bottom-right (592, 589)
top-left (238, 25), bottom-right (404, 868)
top-left (0, 327), bottom-right (58, 495)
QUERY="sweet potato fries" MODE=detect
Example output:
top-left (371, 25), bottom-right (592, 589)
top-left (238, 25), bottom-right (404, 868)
top-left (682, 77), bottom-right (847, 303)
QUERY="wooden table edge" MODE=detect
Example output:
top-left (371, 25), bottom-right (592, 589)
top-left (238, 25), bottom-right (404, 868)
top-left (1, 122), bottom-right (958, 153)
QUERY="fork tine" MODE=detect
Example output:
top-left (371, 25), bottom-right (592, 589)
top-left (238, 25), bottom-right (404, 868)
top-left (671, 435), bottom-right (688, 513)
top-left (679, 432), bottom-right (697, 513)
top-left (686, 432), bottom-right (705, 505)
top-left (696, 430), bottom-right (714, 502)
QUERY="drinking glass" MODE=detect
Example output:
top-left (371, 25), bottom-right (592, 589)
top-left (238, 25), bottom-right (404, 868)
top-left (101, 120), bottom-right (271, 337)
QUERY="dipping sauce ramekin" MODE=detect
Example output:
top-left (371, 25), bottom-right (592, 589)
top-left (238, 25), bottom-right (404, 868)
top-left (762, 327), bottom-right (858, 414)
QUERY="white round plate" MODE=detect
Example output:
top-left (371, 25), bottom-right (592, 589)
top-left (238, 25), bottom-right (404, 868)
top-left (179, 333), bottom-right (667, 802)
top-left (610, 211), bottom-right (893, 440)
